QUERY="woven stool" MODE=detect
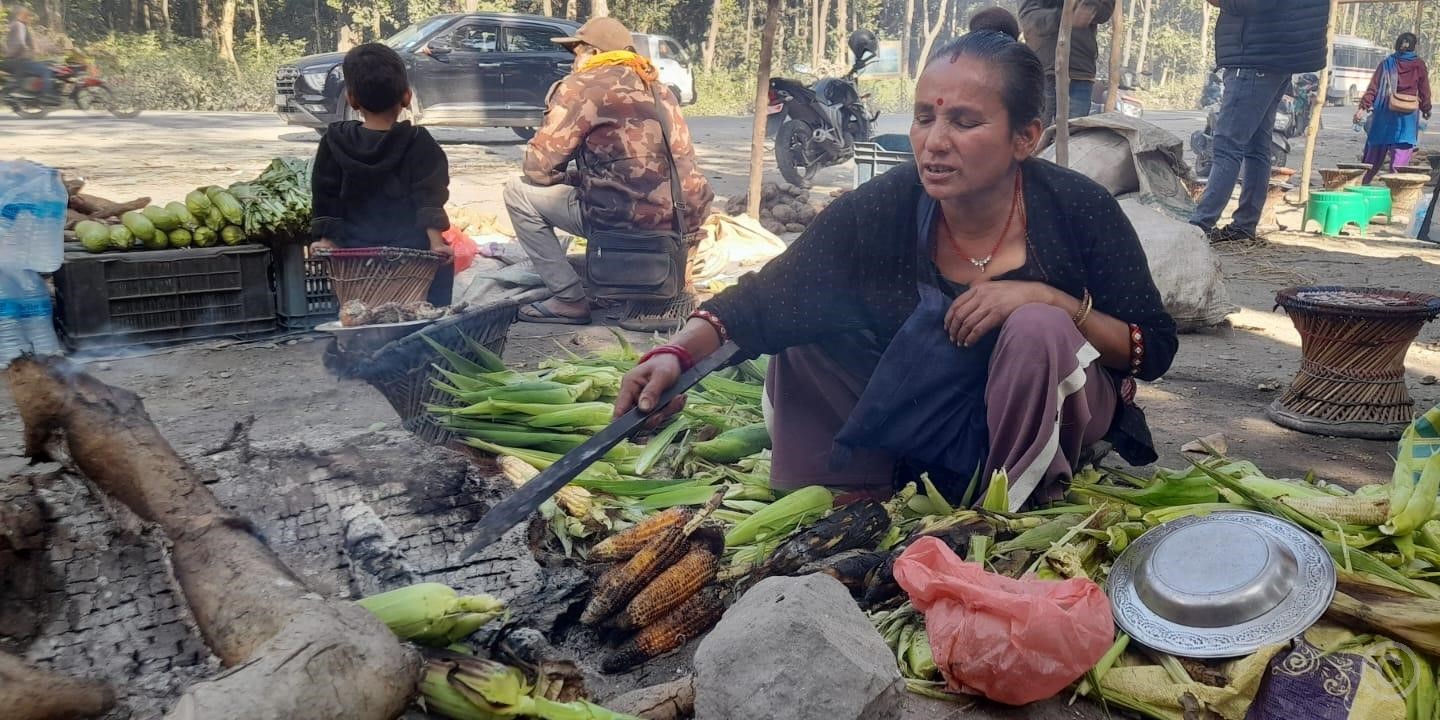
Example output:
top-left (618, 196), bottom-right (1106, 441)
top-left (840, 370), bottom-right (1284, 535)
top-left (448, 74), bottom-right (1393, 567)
top-left (1267, 287), bottom-right (1440, 440)
top-left (1379, 173), bottom-right (1432, 222)
top-left (1320, 168), bottom-right (1365, 190)
top-left (1336, 162), bottom-right (1372, 173)
top-left (1342, 185), bottom-right (1394, 224)
top-left (1259, 181), bottom-right (1292, 231)
top-left (1302, 192), bottom-right (1370, 236)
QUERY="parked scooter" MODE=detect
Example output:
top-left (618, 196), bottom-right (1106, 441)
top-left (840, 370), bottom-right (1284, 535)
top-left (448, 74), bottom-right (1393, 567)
top-left (767, 30), bottom-right (880, 187)
top-left (1190, 69), bottom-right (1290, 177)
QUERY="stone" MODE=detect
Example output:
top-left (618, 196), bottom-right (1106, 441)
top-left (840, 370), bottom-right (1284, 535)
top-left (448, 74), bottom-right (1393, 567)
top-left (692, 575), bottom-right (903, 720)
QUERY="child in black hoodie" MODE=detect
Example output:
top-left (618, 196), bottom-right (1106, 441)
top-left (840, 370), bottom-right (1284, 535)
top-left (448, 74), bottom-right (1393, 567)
top-left (310, 42), bottom-right (453, 305)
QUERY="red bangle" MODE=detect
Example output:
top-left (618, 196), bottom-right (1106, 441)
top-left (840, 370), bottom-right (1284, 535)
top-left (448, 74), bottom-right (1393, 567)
top-left (640, 345), bottom-right (695, 371)
top-left (689, 309), bottom-right (730, 342)
top-left (1128, 323), bottom-right (1145, 377)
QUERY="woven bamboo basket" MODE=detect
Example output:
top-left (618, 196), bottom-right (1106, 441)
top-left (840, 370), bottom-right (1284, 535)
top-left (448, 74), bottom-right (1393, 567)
top-left (314, 247), bottom-right (446, 306)
top-left (1319, 168), bottom-right (1365, 190)
top-left (1267, 287), bottom-right (1440, 440)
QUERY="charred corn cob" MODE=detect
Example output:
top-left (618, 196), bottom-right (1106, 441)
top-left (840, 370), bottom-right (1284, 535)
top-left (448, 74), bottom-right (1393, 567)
top-left (1279, 493), bottom-right (1390, 526)
top-left (797, 549), bottom-right (887, 594)
top-left (590, 508), bottom-right (691, 562)
top-left (612, 541), bottom-right (719, 630)
top-left (762, 499), bottom-right (891, 576)
top-left (601, 587), bottom-right (727, 673)
top-left (582, 524), bottom-right (692, 625)
top-left (497, 455), bottom-right (593, 519)
top-left (356, 583), bottom-right (507, 646)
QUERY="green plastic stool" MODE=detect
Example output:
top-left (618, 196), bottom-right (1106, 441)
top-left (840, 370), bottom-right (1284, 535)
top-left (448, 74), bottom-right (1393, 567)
top-left (1303, 191), bottom-right (1371, 236)
top-left (1342, 185), bottom-right (1393, 224)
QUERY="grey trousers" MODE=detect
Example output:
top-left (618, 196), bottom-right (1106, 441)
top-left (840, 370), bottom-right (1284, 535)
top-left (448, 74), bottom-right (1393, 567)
top-left (503, 177), bottom-right (588, 303)
top-left (765, 303), bottom-right (1117, 509)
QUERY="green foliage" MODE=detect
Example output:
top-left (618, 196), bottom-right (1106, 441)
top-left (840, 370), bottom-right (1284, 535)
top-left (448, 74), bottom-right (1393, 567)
top-left (84, 34), bottom-right (309, 112)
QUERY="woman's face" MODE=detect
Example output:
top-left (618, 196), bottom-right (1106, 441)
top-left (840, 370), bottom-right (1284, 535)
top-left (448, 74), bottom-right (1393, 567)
top-left (909, 55), bottom-right (1041, 203)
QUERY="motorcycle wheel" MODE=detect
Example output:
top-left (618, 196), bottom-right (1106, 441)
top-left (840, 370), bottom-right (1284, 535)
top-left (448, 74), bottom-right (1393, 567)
top-left (776, 119), bottom-right (821, 188)
top-left (81, 85), bottom-right (141, 118)
top-left (512, 127), bottom-right (537, 141)
top-left (10, 99), bottom-right (49, 119)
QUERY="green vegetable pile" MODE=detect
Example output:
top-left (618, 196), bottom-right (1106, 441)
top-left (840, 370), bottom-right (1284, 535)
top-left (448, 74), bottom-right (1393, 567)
top-left (73, 157), bottom-right (310, 254)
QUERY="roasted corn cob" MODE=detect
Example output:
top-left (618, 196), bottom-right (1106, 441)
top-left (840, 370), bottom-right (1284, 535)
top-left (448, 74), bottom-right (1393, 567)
top-left (796, 549), bottom-right (887, 594)
top-left (591, 508), bottom-right (691, 561)
top-left (762, 499), bottom-right (891, 576)
top-left (601, 587), bottom-right (727, 673)
top-left (612, 541), bottom-right (719, 630)
top-left (582, 496), bottom-right (722, 625)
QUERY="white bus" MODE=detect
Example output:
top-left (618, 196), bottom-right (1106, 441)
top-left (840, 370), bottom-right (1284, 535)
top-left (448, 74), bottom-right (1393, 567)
top-left (1328, 35), bottom-right (1388, 106)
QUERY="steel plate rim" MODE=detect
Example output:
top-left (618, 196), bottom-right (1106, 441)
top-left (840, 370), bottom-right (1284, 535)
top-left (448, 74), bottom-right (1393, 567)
top-left (1108, 510), bottom-right (1336, 659)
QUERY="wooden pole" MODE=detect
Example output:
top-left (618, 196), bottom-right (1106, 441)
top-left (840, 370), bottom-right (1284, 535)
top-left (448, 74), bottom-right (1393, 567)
top-left (748, 0), bottom-right (783, 219)
top-left (1416, 0), bottom-right (1424, 33)
top-left (1300, 0), bottom-right (1341, 204)
top-left (1105, 0), bottom-right (1123, 112)
top-left (1055, 0), bottom-right (1077, 167)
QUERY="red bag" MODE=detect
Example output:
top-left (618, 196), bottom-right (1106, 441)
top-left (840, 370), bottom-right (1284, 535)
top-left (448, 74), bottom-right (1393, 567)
top-left (894, 537), bottom-right (1114, 705)
top-left (445, 226), bottom-right (478, 273)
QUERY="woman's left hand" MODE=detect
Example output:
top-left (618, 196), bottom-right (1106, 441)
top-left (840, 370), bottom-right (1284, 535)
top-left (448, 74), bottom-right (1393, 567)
top-left (944, 281), bottom-right (1057, 347)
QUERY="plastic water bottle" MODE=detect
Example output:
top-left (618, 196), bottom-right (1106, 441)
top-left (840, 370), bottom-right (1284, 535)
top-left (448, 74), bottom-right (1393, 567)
top-left (1412, 201), bottom-right (1432, 240)
top-left (15, 270), bottom-right (60, 356)
top-left (0, 162), bottom-right (65, 272)
top-left (0, 271), bottom-right (25, 368)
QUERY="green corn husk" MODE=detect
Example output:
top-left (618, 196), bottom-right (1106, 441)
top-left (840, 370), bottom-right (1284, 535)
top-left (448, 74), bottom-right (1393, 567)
top-left (423, 336), bottom-right (493, 377)
top-left (633, 417), bottom-right (691, 476)
top-left (1384, 451), bottom-right (1440, 537)
top-left (429, 653), bottom-right (642, 720)
top-left (1074, 474), bottom-right (1220, 508)
top-left (991, 514), bottom-right (1085, 556)
top-left (461, 335), bottom-right (508, 373)
top-left (724, 485), bottom-right (834, 547)
top-left (639, 483), bottom-right (732, 510)
top-left (357, 583), bottom-right (507, 646)
top-left (981, 469), bottom-right (1010, 512)
top-left (692, 424), bottom-right (772, 464)
top-left (1141, 502), bottom-right (1253, 526)
top-left (1326, 540), bottom-right (1435, 597)
top-left (466, 441), bottom-right (623, 484)
top-left (487, 400), bottom-right (613, 420)
top-left (697, 375), bottom-right (764, 403)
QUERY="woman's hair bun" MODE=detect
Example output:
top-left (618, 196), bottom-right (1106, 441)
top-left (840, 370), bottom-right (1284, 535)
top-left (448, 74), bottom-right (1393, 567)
top-left (968, 7), bottom-right (1021, 40)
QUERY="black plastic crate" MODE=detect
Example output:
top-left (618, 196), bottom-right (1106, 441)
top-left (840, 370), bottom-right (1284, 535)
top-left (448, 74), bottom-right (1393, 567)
top-left (55, 245), bottom-right (276, 350)
top-left (853, 134), bottom-right (914, 188)
top-left (274, 243), bottom-right (338, 330)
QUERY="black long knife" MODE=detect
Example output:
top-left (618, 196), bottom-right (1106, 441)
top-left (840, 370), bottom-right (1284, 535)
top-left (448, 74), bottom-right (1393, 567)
top-left (460, 341), bottom-right (742, 559)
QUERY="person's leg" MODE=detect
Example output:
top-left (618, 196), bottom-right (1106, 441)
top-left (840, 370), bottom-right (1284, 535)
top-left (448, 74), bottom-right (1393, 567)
top-left (1419, 182), bottom-right (1439, 243)
top-left (503, 177), bottom-right (590, 318)
top-left (1190, 69), bottom-right (1287, 232)
top-left (767, 344), bottom-right (896, 496)
top-left (1228, 75), bottom-right (1289, 235)
top-left (1393, 148), bottom-right (1416, 168)
top-left (982, 304), bottom-right (1118, 510)
top-left (1042, 74), bottom-right (1058, 128)
top-left (1362, 145), bottom-right (1386, 185)
top-left (1068, 80), bottom-right (1095, 119)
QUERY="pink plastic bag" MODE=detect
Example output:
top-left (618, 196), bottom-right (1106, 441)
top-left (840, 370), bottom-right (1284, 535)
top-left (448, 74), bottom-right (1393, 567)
top-left (446, 226), bottom-right (477, 273)
top-left (894, 537), bottom-right (1114, 705)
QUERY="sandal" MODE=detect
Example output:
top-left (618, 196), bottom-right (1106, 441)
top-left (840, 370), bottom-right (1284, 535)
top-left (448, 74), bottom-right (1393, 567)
top-left (518, 301), bottom-right (591, 325)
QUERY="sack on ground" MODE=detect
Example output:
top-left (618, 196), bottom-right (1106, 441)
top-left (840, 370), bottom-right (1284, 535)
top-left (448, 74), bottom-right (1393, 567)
top-left (1120, 198), bottom-right (1237, 332)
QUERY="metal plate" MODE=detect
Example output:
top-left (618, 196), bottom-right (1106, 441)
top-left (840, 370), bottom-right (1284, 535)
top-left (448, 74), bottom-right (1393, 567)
top-left (315, 319), bottom-right (433, 354)
top-left (1109, 511), bottom-right (1335, 659)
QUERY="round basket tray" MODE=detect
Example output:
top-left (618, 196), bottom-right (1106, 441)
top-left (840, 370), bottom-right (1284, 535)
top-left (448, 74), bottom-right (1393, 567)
top-left (314, 246), bottom-right (447, 307)
top-left (1269, 286), bottom-right (1440, 439)
top-left (351, 301), bottom-right (520, 445)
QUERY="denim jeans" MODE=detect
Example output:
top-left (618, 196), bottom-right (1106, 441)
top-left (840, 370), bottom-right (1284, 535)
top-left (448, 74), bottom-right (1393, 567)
top-left (1190, 68), bottom-right (1291, 233)
top-left (1043, 76), bottom-right (1096, 127)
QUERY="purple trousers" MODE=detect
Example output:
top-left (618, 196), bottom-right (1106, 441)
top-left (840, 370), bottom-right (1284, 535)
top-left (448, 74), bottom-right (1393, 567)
top-left (764, 304), bottom-right (1117, 508)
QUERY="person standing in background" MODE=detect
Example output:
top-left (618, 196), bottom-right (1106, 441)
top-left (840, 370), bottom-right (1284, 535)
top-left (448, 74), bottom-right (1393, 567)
top-left (1018, 0), bottom-right (1113, 126)
top-left (1354, 32), bottom-right (1431, 185)
top-left (1189, 0), bottom-right (1330, 244)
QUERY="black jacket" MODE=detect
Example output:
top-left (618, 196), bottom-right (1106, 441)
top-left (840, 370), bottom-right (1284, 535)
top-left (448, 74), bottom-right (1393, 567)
top-left (1019, 0), bottom-right (1115, 81)
top-left (310, 120), bottom-right (450, 249)
top-left (1214, 0), bottom-right (1330, 73)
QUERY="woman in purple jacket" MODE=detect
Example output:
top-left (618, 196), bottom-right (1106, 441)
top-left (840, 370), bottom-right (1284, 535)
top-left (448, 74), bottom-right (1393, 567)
top-left (1355, 33), bottom-right (1432, 184)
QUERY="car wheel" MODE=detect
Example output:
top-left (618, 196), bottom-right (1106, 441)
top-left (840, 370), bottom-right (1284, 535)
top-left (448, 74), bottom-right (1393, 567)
top-left (512, 127), bottom-right (536, 141)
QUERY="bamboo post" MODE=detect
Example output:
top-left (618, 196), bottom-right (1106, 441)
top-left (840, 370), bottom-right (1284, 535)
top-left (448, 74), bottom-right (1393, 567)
top-left (1416, 0), bottom-right (1425, 33)
top-left (1105, 0), bottom-right (1123, 112)
top-left (1055, 0), bottom-right (1078, 166)
top-left (1300, 0), bottom-right (1341, 204)
top-left (748, 0), bottom-right (783, 219)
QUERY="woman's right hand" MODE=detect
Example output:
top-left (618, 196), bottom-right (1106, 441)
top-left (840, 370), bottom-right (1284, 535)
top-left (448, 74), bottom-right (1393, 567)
top-left (1353, 109), bottom-right (1366, 124)
top-left (615, 354), bottom-right (688, 427)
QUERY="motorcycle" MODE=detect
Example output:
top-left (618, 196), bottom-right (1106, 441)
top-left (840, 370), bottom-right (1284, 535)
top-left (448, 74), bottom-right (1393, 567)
top-left (1190, 69), bottom-right (1290, 177)
top-left (1, 51), bottom-right (142, 119)
top-left (768, 30), bottom-right (880, 188)
top-left (1091, 70), bottom-right (1145, 118)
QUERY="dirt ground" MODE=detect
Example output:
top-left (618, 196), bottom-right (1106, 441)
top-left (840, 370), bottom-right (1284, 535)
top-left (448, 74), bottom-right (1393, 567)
top-left (1, 109), bottom-right (1439, 719)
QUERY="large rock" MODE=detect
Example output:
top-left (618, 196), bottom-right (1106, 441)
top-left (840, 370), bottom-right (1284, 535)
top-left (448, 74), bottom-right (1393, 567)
top-left (692, 575), bottom-right (904, 720)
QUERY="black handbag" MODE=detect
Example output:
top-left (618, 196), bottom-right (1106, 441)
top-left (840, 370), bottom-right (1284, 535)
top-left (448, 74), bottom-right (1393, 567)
top-left (583, 86), bottom-right (689, 302)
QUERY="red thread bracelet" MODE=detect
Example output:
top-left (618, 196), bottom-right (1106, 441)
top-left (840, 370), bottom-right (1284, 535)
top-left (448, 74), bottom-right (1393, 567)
top-left (689, 309), bottom-right (730, 342)
top-left (640, 345), bottom-right (695, 371)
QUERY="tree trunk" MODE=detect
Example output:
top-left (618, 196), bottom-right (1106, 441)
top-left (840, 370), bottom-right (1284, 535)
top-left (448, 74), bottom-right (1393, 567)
top-left (816, 0), bottom-right (831, 69)
top-left (1105, 0), bottom-right (1122, 111)
top-left (749, 0), bottom-right (783, 219)
top-left (217, 0), bottom-right (239, 71)
top-left (900, 0), bottom-right (914, 78)
top-left (1134, 0), bottom-right (1151, 78)
top-left (251, 0), bottom-right (262, 51)
top-left (1299, 0), bottom-right (1341, 203)
top-left (313, 0), bottom-right (322, 51)
top-left (159, 0), bottom-right (170, 36)
top-left (592, 0), bottom-right (609, 17)
top-left (1055, 0), bottom-right (1076, 167)
top-left (565, 0), bottom-right (575, 21)
top-left (744, 0), bottom-right (754, 63)
top-left (1120, 0), bottom-right (1135, 67)
top-left (542, 0), bottom-right (552, 15)
top-left (832, 0), bottom-right (846, 67)
top-left (916, 0), bottom-right (947, 77)
top-left (198, 0), bottom-right (210, 39)
top-left (703, 0), bottom-right (723, 71)
top-left (41, 0), bottom-right (64, 34)
top-left (1199, 2), bottom-right (1210, 65)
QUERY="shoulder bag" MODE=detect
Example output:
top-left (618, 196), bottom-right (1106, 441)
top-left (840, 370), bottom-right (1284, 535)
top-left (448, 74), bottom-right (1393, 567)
top-left (582, 86), bottom-right (689, 302)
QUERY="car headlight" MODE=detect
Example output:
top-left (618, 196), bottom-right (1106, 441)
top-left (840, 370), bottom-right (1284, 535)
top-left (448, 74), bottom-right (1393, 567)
top-left (302, 70), bottom-right (329, 90)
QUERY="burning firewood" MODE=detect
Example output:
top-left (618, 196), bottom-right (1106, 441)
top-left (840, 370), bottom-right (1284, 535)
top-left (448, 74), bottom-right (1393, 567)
top-left (6, 356), bottom-right (421, 720)
top-left (0, 651), bottom-right (115, 720)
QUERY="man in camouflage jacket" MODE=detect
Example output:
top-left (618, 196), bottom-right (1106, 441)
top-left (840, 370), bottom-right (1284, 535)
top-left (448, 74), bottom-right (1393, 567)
top-left (504, 16), bottom-right (713, 324)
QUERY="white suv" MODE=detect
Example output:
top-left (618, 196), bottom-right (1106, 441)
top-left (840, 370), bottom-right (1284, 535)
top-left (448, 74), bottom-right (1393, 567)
top-left (631, 33), bottom-right (696, 106)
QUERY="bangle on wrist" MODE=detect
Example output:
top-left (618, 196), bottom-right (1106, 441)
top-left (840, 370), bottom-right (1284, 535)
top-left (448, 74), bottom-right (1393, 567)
top-left (689, 309), bottom-right (730, 342)
top-left (1071, 288), bottom-right (1093, 328)
top-left (640, 344), bottom-right (695, 371)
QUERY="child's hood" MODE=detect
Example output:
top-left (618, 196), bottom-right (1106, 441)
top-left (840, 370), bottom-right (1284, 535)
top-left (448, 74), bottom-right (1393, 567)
top-left (323, 120), bottom-right (422, 179)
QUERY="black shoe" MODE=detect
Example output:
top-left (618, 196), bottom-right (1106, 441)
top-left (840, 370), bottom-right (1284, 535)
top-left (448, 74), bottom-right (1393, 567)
top-left (1211, 225), bottom-right (1258, 244)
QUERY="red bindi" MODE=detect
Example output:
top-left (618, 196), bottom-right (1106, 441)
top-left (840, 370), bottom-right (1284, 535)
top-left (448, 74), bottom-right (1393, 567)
top-left (935, 98), bottom-right (944, 106)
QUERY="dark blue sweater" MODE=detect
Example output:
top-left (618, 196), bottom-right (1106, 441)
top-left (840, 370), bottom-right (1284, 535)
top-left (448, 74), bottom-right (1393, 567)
top-left (1214, 0), bottom-right (1331, 73)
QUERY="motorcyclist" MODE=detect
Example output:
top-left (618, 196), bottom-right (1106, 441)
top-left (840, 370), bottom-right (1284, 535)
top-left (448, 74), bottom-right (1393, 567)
top-left (3, 7), bottom-right (55, 100)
